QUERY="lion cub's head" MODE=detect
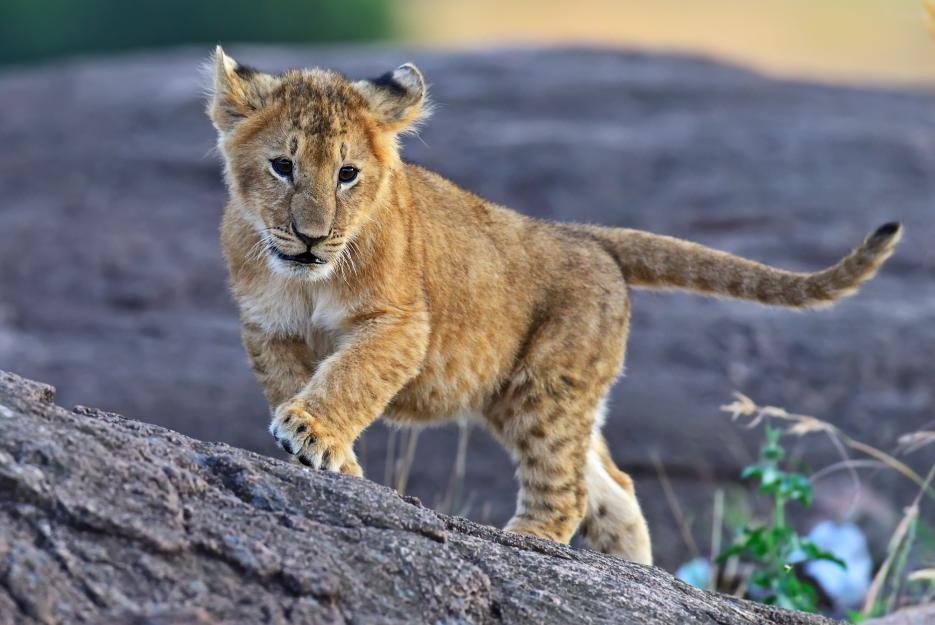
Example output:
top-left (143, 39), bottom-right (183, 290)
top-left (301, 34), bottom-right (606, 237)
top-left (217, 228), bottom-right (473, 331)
top-left (207, 47), bottom-right (428, 279)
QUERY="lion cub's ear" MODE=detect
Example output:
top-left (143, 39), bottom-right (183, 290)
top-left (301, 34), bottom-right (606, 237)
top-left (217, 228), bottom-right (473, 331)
top-left (206, 46), bottom-right (277, 134)
top-left (352, 64), bottom-right (430, 134)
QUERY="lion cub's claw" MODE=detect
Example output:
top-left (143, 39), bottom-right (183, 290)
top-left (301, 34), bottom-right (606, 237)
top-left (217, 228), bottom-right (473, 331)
top-left (270, 400), bottom-right (361, 476)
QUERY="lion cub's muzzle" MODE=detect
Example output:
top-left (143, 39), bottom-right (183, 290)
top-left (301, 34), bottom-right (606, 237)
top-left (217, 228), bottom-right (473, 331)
top-left (271, 221), bottom-right (331, 265)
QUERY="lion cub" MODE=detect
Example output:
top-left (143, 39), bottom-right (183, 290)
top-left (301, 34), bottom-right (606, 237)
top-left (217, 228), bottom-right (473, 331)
top-left (207, 47), bottom-right (901, 565)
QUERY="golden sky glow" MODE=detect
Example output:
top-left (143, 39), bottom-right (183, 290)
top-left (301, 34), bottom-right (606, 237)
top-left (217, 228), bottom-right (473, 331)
top-left (398, 0), bottom-right (935, 86)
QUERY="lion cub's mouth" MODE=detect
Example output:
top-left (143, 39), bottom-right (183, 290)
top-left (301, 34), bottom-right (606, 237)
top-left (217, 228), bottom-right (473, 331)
top-left (274, 249), bottom-right (328, 265)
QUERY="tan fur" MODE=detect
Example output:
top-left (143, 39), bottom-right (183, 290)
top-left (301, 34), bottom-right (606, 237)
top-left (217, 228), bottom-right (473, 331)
top-left (207, 47), bottom-right (902, 565)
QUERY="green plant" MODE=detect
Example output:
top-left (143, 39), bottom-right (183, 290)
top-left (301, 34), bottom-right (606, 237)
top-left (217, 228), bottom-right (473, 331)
top-left (720, 393), bottom-right (935, 619)
top-left (718, 425), bottom-right (844, 612)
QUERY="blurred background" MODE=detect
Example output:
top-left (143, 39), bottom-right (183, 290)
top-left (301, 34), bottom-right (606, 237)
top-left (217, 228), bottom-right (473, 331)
top-left (2, 0), bottom-right (934, 85)
top-left (1, 0), bottom-right (934, 619)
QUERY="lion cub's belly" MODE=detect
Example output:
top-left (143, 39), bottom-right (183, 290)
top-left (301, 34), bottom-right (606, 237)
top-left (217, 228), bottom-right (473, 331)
top-left (386, 327), bottom-right (508, 425)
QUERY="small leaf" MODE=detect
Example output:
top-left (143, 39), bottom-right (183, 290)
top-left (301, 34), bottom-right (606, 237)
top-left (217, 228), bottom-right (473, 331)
top-left (799, 541), bottom-right (846, 569)
top-left (759, 466), bottom-right (782, 491)
top-left (780, 474), bottom-right (813, 506)
top-left (717, 540), bottom-right (752, 564)
top-left (752, 571), bottom-right (772, 589)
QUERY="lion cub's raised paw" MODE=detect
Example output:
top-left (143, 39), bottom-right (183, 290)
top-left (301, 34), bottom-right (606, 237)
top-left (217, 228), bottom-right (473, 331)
top-left (269, 400), bottom-right (362, 476)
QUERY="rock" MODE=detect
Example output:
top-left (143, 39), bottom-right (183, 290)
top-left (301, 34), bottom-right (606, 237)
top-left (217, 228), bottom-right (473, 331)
top-left (1, 47), bottom-right (933, 569)
top-left (0, 368), bottom-right (837, 624)
top-left (865, 603), bottom-right (935, 625)
top-left (103, 610), bottom-right (219, 625)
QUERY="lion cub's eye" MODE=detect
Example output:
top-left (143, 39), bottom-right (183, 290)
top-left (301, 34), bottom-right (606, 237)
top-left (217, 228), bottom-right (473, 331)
top-left (270, 158), bottom-right (293, 179)
top-left (338, 166), bottom-right (359, 184)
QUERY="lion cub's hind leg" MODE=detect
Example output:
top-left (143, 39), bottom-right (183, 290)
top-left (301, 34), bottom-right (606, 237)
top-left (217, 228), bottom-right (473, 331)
top-left (486, 270), bottom-right (652, 562)
top-left (489, 305), bottom-right (628, 545)
top-left (496, 392), bottom-right (593, 544)
top-left (579, 433), bottom-right (652, 565)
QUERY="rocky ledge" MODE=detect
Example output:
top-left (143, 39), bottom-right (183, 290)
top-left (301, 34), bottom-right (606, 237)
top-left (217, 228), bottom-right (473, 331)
top-left (0, 369), bottom-right (837, 625)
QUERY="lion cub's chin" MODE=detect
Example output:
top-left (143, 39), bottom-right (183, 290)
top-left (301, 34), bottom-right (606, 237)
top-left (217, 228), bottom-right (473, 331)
top-left (267, 254), bottom-right (336, 283)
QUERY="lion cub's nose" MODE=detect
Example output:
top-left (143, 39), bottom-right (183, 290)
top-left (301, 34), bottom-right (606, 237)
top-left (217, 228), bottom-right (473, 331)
top-left (291, 220), bottom-right (328, 248)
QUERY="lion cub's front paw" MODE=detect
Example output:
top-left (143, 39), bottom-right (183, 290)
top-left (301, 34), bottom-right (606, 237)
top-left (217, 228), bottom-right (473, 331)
top-left (270, 400), bottom-right (362, 477)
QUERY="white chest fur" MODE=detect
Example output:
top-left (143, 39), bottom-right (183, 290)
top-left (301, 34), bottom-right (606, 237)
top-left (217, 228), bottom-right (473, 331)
top-left (238, 275), bottom-right (348, 338)
top-left (308, 288), bottom-right (347, 332)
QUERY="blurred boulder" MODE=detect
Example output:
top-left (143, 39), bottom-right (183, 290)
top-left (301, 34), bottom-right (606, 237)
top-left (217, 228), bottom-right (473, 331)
top-left (675, 557), bottom-right (713, 589)
top-left (803, 521), bottom-right (872, 611)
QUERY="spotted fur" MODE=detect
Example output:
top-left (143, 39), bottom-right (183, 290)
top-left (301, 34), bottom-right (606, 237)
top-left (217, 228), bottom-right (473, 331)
top-left (207, 47), bottom-right (901, 565)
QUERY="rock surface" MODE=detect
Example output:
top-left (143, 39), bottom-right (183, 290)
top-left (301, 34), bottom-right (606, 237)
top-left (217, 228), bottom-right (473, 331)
top-left (1, 47), bottom-right (933, 569)
top-left (0, 368), bottom-right (839, 625)
top-left (865, 604), bottom-right (935, 625)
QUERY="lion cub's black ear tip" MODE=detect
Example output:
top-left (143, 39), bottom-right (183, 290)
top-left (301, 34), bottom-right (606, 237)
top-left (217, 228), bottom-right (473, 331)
top-left (354, 63), bottom-right (429, 132)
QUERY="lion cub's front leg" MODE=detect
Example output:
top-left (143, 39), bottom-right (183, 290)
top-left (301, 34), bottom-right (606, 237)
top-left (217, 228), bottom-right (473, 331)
top-left (241, 324), bottom-right (354, 469)
top-left (241, 323), bottom-right (317, 410)
top-left (267, 311), bottom-right (429, 477)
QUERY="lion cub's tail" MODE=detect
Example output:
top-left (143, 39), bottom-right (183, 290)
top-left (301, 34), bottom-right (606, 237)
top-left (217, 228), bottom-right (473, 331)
top-left (586, 222), bottom-right (901, 309)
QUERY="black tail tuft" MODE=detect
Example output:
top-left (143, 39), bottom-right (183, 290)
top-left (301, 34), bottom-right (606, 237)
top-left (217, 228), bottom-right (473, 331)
top-left (865, 221), bottom-right (902, 252)
top-left (874, 221), bottom-right (901, 238)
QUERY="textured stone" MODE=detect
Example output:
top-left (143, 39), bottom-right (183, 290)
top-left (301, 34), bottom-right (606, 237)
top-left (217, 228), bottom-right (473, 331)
top-left (0, 368), bottom-right (836, 624)
top-left (865, 604), bottom-right (935, 625)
